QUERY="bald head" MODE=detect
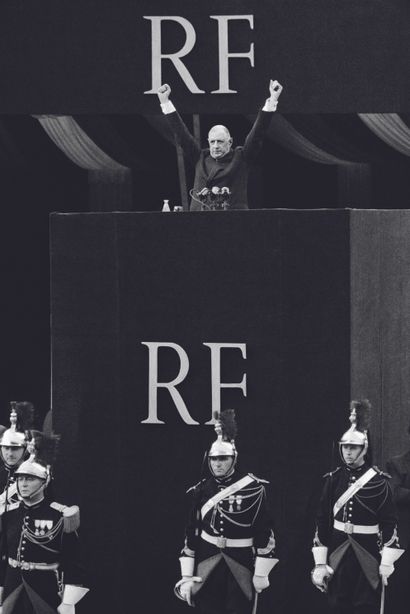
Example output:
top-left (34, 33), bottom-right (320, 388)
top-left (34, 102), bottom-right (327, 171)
top-left (208, 125), bottom-right (232, 159)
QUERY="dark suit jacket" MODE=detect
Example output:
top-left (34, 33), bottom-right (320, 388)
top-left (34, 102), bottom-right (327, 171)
top-left (386, 451), bottom-right (410, 548)
top-left (165, 110), bottom-right (273, 210)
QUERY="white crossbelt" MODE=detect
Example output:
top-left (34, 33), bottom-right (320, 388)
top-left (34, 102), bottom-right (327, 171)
top-left (201, 530), bottom-right (253, 548)
top-left (201, 475), bottom-right (255, 519)
top-left (333, 468), bottom-right (377, 517)
top-left (333, 520), bottom-right (379, 535)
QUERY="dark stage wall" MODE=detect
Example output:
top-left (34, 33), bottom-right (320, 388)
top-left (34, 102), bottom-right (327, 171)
top-left (351, 210), bottom-right (410, 468)
top-left (50, 210), bottom-right (350, 614)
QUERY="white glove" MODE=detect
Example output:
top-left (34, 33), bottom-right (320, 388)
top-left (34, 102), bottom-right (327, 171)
top-left (379, 563), bottom-right (394, 586)
top-left (379, 546), bottom-right (404, 585)
top-left (180, 580), bottom-right (195, 606)
top-left (175, 576), bottom-right (202, 607)
top-left (253, 575), bottom-right (269, 593)
top-left (57, 585), bottom-right (89, 614)
top-left (311, 565), bottom-right (333, 593)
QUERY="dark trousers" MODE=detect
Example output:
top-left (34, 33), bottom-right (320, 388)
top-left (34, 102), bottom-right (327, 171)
top-left (327, 548), bottom-right (380, 614)
top-left (194, 561), bottom-right (253, 614)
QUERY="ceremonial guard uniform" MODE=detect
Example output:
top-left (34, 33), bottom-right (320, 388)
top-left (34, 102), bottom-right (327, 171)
top-left (311, 400), bottom-right (403, 614)
top-left (0, 431), bottom-right (88, 614)
top-left (176, 410), bottom-right (278, 614)
top-left (0, 402), bottom-right (34, 511)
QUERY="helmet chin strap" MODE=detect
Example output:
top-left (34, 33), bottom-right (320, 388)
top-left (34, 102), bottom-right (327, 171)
top-left (339, 445), bottom-right (366, 468)
top-left (346, 458), bottom-right (365, 469)
top-left (17, 480), bottom-right (47, 505)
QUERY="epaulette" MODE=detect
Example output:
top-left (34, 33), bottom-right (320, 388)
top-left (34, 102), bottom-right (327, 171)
top-left (0, 500), bottom-right (20, 518)
top-left (248, 473), bottom-right (269, 484)
top-left (50, 502), bottom-right (80, 533)
top-left (373, 466), bottom-right (391, 479)
top-left (186, 479), bottom-right (206, 494)
top-left (7, 501), bottom-right (20, 511)
top-left (323, 467), bottom-right (341, 478)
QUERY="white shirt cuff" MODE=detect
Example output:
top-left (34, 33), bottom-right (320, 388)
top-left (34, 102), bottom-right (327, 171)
top-left (262, 98), bottom-right (278, 112)
top-left (160, 101), bottom-right (176, 114)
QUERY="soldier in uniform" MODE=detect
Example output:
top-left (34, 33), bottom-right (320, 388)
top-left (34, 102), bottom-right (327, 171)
top-left (175, 410), bottom-right (278, 614)
top-left (311, 400), bottom-right (403, 614)
top-left (0, 402), bottom-right (35, 511)
top-left (0, 431), bottom-right (88, 614)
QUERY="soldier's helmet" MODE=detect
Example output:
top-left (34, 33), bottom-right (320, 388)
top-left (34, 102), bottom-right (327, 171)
top-left (0, 401), bottom-right (34, 450)
top-left (15, 430), bottom-right (60, 486)
top-left (339, 399), bottom-right (371, 464)
top-left (208, 409), bottom-right (238, 476)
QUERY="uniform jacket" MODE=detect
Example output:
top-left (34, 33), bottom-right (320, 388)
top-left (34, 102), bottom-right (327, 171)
top-left (314, 463), bottom-right (399, 589)
top-left (165, 111), bottom-right (273, 210)
top-left (386, 450), bottom-right (410, 548)
top-left (182, 471), bottom-right (276, 600)
top-left (0, 496), bottom-right (84, 613)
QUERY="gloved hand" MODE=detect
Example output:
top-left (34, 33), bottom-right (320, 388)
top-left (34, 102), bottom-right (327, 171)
top-left (253, 575), bottom-right (270, 593)
top-left (175, 576), bottom-right (202, 606)
top-left (379, 563), bottom-right (394, 586)
top-left (57, 605), bottom-right (74, 614)
top-left (379, 546), bottom-right (404, 586)
top-left (311, 565), bottom-right (333, 593)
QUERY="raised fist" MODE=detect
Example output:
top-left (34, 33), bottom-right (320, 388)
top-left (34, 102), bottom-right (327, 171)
top-left (157, 83), bottom-right (171, 104)
top-left (269, 79), bottom-right (283, 101)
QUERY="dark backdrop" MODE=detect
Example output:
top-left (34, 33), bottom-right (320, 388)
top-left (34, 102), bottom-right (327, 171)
top-left (50, 210), bottom-right (350, 613)
top-left (0, 0), bottom-right (409, 113)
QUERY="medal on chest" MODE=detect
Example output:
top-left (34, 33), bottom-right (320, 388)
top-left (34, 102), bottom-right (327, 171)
top-left (33, 519), bottom-right (54, 536)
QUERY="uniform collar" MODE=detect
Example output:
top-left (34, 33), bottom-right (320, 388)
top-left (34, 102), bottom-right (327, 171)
top-left (22, 495), bottom-right (46, 509)
top-left (214, 470), bottom-right (238, 486)
top-left (345, 462), bottom-right (368, 475)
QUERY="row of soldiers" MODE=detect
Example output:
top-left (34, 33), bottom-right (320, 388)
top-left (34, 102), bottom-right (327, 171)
top-left (175, 401), bottom-right (404, 614)
top-left (0, 402), bottom-right (88, 614)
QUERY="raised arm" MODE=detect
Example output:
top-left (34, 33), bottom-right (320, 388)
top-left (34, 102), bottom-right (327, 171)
top-left (243, 79), bottom-right (283, 161)
top-left (157, 83), bottom-right (201, 164)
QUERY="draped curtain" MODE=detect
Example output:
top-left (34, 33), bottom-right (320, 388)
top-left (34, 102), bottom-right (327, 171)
top-left (36, 115), bottom-right (132, 210)
top-left (359, 114), bottom-right (410, 157)
top-left (259, 113), bottom-right (372, 206)
top-left (8, 112), bottom-right (407, 210)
